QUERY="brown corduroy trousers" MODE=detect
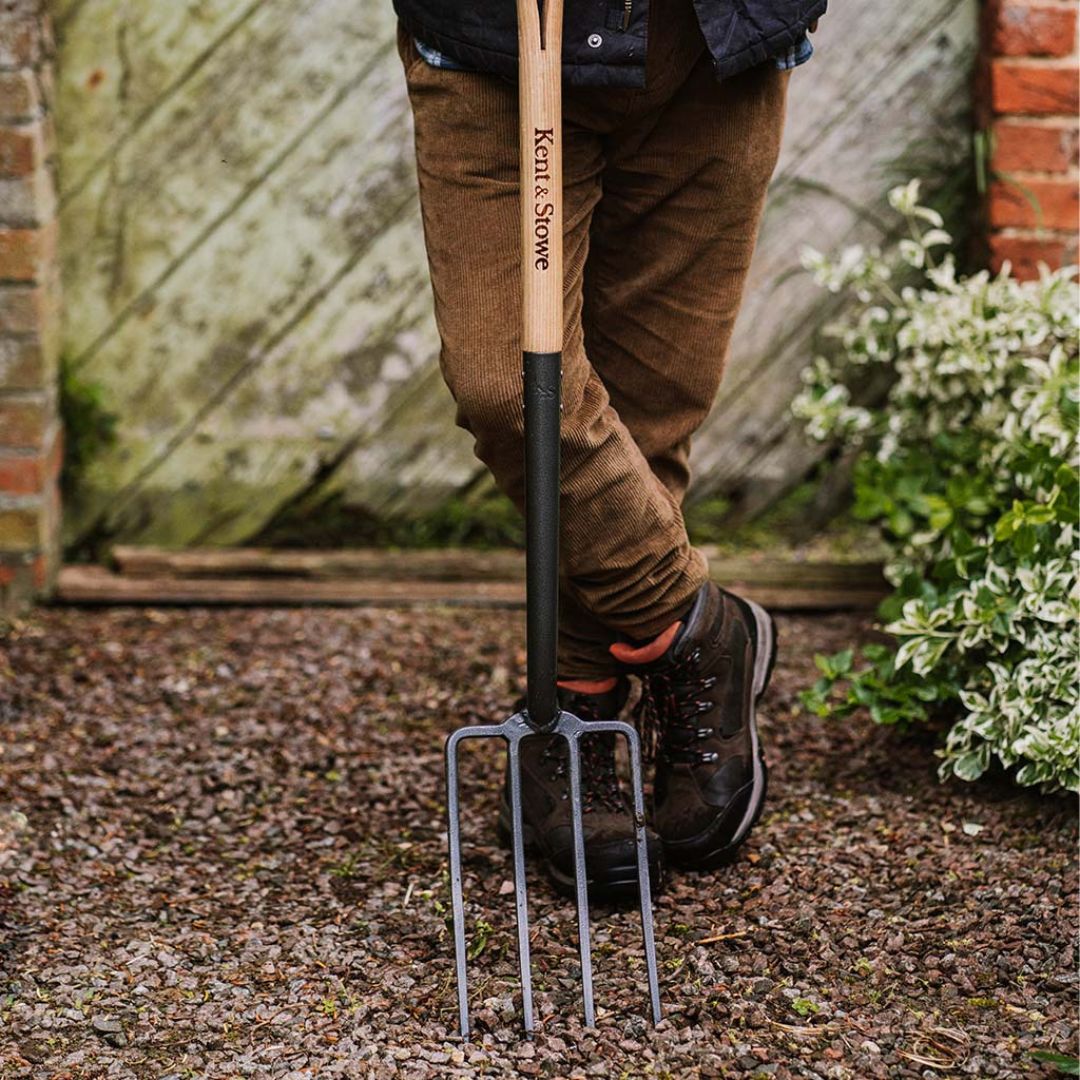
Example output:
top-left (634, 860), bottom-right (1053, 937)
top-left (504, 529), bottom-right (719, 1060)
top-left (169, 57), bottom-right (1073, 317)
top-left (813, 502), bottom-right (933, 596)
top-left (398, 2), bottom-right (790, 679)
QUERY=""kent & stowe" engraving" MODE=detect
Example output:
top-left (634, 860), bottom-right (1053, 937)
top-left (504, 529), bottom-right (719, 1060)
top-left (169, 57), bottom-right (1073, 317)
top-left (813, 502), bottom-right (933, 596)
top-left (532, 127), bottom-right (554, 270)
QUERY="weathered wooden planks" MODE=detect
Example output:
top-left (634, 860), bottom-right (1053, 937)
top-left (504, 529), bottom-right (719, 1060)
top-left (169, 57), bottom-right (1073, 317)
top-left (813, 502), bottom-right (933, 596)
top-left (56, 0), bottom-right (978, 549)
top-left (110, 542), bottom-right (885, 583)
top-left (56, 565), bottom-right (528, 607)
top-left (59, 0), bottom-right (465, 547)
top-left (56, 0), bottom-right (264, 203)
top-left (694, 0), bottom-right (977, 515)
top-left (59, 550), bottom-right (888, 610)
top-left (110, 544), bottom-right (531, 581)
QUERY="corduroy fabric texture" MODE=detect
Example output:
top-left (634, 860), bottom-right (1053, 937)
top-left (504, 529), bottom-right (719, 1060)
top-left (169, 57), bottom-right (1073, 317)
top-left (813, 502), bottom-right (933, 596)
top-left (398, 0), bottom-right (790, 678)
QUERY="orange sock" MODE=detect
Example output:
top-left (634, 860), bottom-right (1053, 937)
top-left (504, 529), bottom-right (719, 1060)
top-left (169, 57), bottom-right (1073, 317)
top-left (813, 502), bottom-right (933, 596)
top-left (556, 676), bottom-right (618, 694)
top-left (608, 620), bottom-right (682, 664)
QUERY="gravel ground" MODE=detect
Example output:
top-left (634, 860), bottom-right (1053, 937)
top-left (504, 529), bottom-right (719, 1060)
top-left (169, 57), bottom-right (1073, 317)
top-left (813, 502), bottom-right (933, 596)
top-left (0, 606), bottom-right (1075, 1079)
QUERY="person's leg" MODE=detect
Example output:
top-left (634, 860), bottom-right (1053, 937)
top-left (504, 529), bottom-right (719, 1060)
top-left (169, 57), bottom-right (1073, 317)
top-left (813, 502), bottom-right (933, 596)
top-left (573, 33), bottom-right (791, 868)
top-left (398, 29), bottom-right (670, 897)
top-left (555, 7), bottom-right (790, 680)
top-left (398, 23), bottom-right (707, 680)
top-left (575, 54), bottom-right (792, 611)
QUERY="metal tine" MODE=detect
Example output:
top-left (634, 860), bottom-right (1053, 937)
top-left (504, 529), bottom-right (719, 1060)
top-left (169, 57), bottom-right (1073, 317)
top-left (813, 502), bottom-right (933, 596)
top-left (563, 724), bottom-right (596, 1026)
top-left (446, 712), bottom-right (661, 1040)
top-left (575, 716), bottom-right (663, 1026)
top-left (505, 732), bottom-right (536, 1034)
top-left (445, 720), bottom-right (507, 1040)
top-left (445, 727), bottom-right (472, 1039)
top-left (624, 723), bottom-right (663, 1024)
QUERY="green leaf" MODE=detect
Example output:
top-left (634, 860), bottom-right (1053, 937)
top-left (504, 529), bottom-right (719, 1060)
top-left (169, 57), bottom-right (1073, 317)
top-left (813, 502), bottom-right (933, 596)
top-left (889, 508), bottom-right (915, 537)
top-left (790, 194), bottom-right (1079, 794)
top-left (1030, 1051), bottom-right (1080, 1076)
top-left (926, 497), bottom-right (954, 532)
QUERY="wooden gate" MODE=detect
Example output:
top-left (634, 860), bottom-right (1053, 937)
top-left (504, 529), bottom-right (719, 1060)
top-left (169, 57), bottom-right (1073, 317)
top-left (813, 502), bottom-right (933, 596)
top-left (55, 0), bottom-right (978, 548)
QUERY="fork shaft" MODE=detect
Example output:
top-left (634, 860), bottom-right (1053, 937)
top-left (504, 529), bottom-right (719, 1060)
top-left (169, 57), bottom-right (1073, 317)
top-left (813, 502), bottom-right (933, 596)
top-left (524, 350), bottom-right (561, 732)
top-left (519, 0), bottom-right (563, 735)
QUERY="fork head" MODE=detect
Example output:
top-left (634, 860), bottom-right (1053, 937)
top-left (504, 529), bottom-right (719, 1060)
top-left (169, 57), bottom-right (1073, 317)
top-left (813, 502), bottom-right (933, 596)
top-left (445, 708), bottom-right (661, 1038)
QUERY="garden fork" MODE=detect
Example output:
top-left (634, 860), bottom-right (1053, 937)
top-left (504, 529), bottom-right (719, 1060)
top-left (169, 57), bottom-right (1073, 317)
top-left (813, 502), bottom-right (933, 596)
top-left (444, 0), bottom-right (662, 1040)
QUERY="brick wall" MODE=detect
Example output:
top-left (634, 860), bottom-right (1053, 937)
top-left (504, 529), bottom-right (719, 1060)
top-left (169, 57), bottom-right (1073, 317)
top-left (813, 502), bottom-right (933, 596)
top-left (0, 0), bottom-right (61, 616)
top-left (983, 0), bottom-right (1080, 279)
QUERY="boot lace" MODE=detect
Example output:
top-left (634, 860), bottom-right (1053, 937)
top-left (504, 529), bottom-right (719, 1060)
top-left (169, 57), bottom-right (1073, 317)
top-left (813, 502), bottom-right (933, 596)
top-left (538, 702), bottom-right (625, 813)
top-left (631, 645), bottom-right (719, 766)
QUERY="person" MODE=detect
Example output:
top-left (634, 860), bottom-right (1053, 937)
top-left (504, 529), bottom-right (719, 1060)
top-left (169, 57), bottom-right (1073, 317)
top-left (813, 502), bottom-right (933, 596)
top-left (393, 0), bottom-right (824, 898)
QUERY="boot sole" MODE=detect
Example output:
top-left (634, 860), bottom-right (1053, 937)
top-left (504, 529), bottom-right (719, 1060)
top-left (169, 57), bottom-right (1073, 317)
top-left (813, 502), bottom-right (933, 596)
top-left (664, 597), bottom-right (777, 871)
top-left (495, 810), bottom-right (664, 903)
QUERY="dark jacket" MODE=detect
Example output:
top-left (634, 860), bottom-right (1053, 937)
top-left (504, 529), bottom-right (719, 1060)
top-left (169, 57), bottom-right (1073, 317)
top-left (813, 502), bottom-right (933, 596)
top-left (391, 0), bottom-right (827, 87)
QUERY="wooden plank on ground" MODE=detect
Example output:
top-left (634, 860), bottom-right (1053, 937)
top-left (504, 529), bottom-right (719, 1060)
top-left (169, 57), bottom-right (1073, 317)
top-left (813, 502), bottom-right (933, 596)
top-left (110, 545), bottom-right (528, 581)
top-left (57, 566), bottom-right (526, 608)
top-left (63, 556), bottom-right (888, 610)
top-left (110, 544), bottom-right (887, 589)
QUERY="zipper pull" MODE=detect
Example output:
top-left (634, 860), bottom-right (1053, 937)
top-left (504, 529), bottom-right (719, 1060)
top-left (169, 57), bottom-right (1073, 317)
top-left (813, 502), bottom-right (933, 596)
top-left (621, 0), bottom-right (632, 31)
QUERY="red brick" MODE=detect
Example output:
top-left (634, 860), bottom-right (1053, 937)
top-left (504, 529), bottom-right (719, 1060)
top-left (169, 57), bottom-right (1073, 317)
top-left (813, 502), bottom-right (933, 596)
top-left (0, 68), bottom-right (38, 122)
top-left (0, 272), bottom-right (58, 333)
top-left (0, 450), bottom-right (42, 493)
top-left (989, 233), bottom-right (1069, 279)
top-left (992, 121), bottom-right (1078, 172)
top-left (0, 16), bottom-right (42, 70)
top-left (0, 282), bottom-right (40, 332)
top-left (0, 168), bottom-right (56, 227)
top-left (0, 121), bottom-right (45, 176)
top-left (0, 219), bottom-right (54, 281)
top-left (0, 329), bottom-right (58, 389)
top-left (994, 3), bottom-right (1078, 57)
top-left (0, 396), bottom-right (47, 447)
top-left (993, 59), bottom-right (1080, 114)
top-left (30, 551), bottom-right (49, 589)
top-left (0, 505), bottom-right (43, 549)
top-left (989, 177), bottom-right (1079, 229)
top-left (0, 425), bottom-right (56, 491)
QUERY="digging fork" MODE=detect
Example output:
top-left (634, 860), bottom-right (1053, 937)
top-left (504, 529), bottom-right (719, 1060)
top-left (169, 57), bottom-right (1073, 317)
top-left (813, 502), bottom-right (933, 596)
top-left (443, 0), bottom-right (662, 1040)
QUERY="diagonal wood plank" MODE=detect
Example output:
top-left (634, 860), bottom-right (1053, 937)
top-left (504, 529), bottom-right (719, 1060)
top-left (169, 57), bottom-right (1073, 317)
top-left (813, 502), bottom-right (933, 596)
top-left (61, 0), bottom-right (399, 370)
top-left (57, 0), bottom-right (979, 551)
top-left (690, 0), bottom-right (977, 505)
top-left (58, 0), bottom-right (269, 206)
top-left (63, 34), bottom-right (432, 546)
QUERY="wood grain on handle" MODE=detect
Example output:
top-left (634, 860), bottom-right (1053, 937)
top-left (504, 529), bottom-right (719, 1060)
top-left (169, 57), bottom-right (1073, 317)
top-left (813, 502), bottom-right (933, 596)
top-left (517, 0), bottom-right (563, 354)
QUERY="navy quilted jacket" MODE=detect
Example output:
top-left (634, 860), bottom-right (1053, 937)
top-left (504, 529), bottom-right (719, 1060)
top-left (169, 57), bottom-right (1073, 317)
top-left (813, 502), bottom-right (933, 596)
top-left (391, 0), bottom-right (827, 87)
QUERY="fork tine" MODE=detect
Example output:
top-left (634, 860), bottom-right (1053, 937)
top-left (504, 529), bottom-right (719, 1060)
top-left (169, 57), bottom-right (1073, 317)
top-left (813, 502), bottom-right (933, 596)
top-left (625, 726), bottom-right (662, 1024)
top-left (565, 728), bottom-right (596, 1027)
top-left (446, 713), bottom-right (660, 1040)
top-left (505, 733), bottom-right (536, 1034)
top-left (445, 729), bottom-right (471, 1038)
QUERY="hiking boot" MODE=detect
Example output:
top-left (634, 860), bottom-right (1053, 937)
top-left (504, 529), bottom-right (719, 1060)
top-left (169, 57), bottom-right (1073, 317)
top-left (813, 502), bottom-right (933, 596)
top-left (495, 678), bottom-right (665, 901)
top-left (610, 581), bottom-right (777, 870)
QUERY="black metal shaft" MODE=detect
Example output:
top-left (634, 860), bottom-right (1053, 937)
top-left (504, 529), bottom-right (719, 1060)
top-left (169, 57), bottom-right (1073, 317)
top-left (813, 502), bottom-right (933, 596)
top-left (523, 349), bottom-right (561, 732)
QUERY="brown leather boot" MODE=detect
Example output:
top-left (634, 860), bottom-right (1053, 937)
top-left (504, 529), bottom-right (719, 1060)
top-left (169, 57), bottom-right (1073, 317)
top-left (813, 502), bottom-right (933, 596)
top-left (496, 678), bottom-right (665, 901)
top-left (611, 581), bottom-right (776, 870)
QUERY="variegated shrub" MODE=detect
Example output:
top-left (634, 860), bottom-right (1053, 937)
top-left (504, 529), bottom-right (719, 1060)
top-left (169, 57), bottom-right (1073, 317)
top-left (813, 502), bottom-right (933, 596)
top-left (795, 181), bottom-right (1079, 793)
